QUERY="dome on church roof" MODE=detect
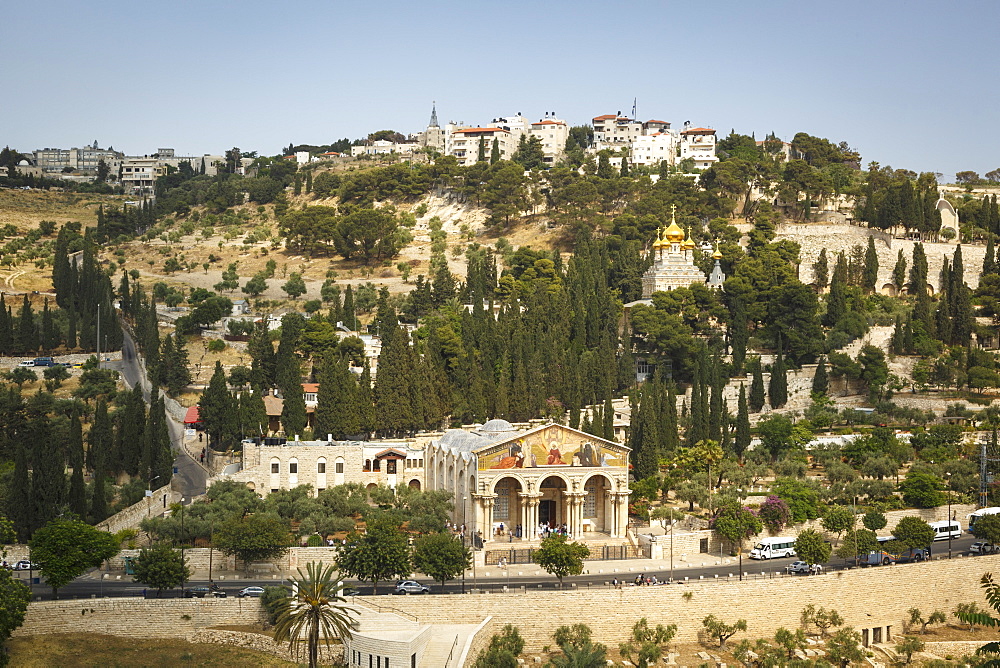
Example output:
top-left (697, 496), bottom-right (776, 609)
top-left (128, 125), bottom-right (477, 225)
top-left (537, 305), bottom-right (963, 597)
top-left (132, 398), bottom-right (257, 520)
top-left (712, 246), bottom-right (723, 260)
top-left (664, 220), bottom-right (684, 243)
top-left (681, 230), bottom-right (697, 250)
top-left (652, 227), bottom-right (665, 249)
top-left (480, 419), bottom-right (515, 433)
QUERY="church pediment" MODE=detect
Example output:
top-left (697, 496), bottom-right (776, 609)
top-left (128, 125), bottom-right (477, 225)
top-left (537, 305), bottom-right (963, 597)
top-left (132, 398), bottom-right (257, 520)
top-left (475, 423), bottom-right (629, 471)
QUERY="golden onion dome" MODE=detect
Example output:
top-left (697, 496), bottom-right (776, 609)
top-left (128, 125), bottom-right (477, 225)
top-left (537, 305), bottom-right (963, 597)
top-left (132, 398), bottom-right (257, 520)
top-left (681, 230), bottom-right (697, 250)
top-left (652, 227), bottom-right (665, 249)
top-left (664, 220), bottom-right (685, 243)
top-left (713, 247), bottom-right (723, 260)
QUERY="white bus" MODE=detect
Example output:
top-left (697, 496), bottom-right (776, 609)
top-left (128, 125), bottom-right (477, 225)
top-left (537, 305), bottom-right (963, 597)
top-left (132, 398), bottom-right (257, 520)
top-left (749, 537), bottom-right (797, 559)
top-left (929, 520), bottom-right (962, 541)
top-left (968, 508), bottom-right (1000, 533)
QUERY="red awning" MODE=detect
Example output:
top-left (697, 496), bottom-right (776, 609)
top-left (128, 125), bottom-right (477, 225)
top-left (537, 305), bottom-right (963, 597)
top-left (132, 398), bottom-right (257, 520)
top-left (184, 406), bottom-right (201, 425)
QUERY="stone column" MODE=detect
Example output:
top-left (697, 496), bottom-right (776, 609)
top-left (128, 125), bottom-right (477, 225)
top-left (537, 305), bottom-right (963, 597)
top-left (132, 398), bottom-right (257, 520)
top-left (564, 492), bottom-right (584, 539)
top-left (479, 496), bottom-right (495, 542)
top-left (614, 492), bottom-right (631, 538)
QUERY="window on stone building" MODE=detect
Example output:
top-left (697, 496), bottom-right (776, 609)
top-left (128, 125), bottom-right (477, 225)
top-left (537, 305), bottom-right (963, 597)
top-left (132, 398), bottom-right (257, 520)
top-left (336, 462), bottom-right (344, 473)
top-left (271, 462), bottom-right (279, 474)
top-left (317, 462), bottom-right (326, 473)
top-left (584, 486), bottom-right (597, 518)
top-left (289, 461), bottom-right (298, 474)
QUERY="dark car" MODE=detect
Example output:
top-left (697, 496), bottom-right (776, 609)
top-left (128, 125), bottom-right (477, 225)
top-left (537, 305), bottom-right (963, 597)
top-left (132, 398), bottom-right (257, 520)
top-left (394, 580), bottom-right (429, 595)
top-left (184, 586), bottom-right (226, 598)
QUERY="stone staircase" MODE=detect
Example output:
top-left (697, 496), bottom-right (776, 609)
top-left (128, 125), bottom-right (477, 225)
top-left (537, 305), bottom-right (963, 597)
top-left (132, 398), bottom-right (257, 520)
top-left (419, 624), bottom-right (478, 667)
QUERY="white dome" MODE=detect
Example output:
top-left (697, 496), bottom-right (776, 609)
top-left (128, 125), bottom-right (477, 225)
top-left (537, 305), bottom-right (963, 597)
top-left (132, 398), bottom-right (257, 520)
top-left (480, 419), bottom-right (515, 433)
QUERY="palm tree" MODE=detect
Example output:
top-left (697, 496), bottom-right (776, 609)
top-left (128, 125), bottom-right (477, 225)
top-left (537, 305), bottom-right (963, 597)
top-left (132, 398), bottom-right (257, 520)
top-left (273, 561), bottom-right (358, 668)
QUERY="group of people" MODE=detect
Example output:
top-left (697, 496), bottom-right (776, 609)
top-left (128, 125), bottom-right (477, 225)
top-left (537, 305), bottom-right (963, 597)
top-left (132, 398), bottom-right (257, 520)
top-left (610, 574), bottom-right (663, 589)
top-left (494, 522), bottom-right (524, 539)
top-left (539, 522), bottom-right (570, 539)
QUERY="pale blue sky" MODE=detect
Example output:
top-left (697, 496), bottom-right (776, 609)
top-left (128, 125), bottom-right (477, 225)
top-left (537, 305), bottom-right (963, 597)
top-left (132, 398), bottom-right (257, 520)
top-left (3, 0), bottom-right (995, 179)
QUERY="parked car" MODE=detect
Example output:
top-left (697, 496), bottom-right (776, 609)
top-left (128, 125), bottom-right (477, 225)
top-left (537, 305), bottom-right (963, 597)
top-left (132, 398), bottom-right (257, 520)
top-left (394, 580), bottom-right (429, 595)
top-left (32, 357), bottom-right (55, 367)
top-left (184, 586), bottom-right (226, 598)
top-left (786, 561), bottom-right (822, 575)
top-left (971, 541), bottom-right (997, 555)
top-left (12, 560), bottom-right (38, 571)
top-left (16, 361), bottom-right (34, 368)
top-left (341, 586), bottom-right (360, 596)
top-left (236, 586), bottom-right (265, 598)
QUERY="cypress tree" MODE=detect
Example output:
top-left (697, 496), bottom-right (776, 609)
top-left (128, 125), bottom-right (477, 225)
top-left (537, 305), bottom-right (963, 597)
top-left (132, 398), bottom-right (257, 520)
top-left (769, 345), bottom-right (788, 409)
top-left (28, 408), bottom-right (62, 532)
top-left (935, 290), bottom-right (952, 344)
top-left (985, 236), bottom-right (997, 276)
top-left (342, 285), bottom-right (357, 331)
top-left (238, 390), bottom-right (267, 441)
top-left (602, 396), bottom-right (615, 442)
top-left (708, 353), bottom-right (725, 444)
top-left (812, 357), bottom-right (829, 395)
top-left (247, 320), bottom-right (276, 390)
top-left (199, 362), bottom-right (235, 451)
top-left (862, 235), bottom-right (879, 293)
top-left (735, 385), bottom-right (750, 461)
top-left (87, 398), bottom-right (111, 471)
top-left (66, 305), bottom-right (77, 350)
top-left (663, 383), bottom-right (679, 452)
top-left (590, 404), bottom-right (604, 439)
top-left (825, 254), bottom-right (847, 326)
top-left (909, 243), bottom-right (928, 294)
top-left (315, 354), bottom-right (359, 440)
top-left (687, 362), bottom-right (703, 447)
top-left (374, 326), bottom-right (416, 437)
top-left (477, 136), bottom-right (486, 163)
top-left (16, 295), bottom-right (37, 354)
top-left (634, 387), bottom-right (660, 479)
top-left (951, 245), bottom-right (973, 345)
top-left (119, 383), bottom-right (146, 475)
top-left (68, 410), bottom-right (87, 519)
top-left (9, 442), bottom-right (31, 541)
top-left (812, 248), bottom-right (829, 289)
top-left (150, 397), bottom-right (174, 487)
top-left (620, 157), bottom-right (630, 177)
top-left (892, 249), bottom-right (907, 291)
top-left (41, 298), bottom-right (57, 351)
top-left (490, 138), bottom-right (500, 164)
top-left (0, 297), bottom-right (11, 355)
top-left (581, 411), bottom-right (593, 436)
top-left (749, 359), bottom-right (766, 413)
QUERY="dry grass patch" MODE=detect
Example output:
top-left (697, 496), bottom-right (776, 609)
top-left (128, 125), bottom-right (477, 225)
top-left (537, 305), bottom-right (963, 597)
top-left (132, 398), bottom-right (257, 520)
top-left (6, 632), bottom-right (299, 667)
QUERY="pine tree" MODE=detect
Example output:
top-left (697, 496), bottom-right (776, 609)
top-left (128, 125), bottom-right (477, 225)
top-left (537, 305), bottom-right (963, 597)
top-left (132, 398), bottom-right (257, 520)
top-left (812, 357), bottom-right (829, 395)
top-left (734, 385), bottom-right (750, 461)
top-left (862, 235), bottom-right (879, 293)
top-left (620, 157), bottom-right (630, 177)
top-left (200, 362), bottom-right (236, 451)
top-left (749, 359), bottom-right (766, 413)
top-left (68, 410), bottom-right (87, 519)
top-left (769, 346), bottom-right (788, 409)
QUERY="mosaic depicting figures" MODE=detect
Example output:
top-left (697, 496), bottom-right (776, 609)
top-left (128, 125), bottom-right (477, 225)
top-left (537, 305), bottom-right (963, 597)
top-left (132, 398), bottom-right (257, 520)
top-left (478, 425), bottom-right (622, 471)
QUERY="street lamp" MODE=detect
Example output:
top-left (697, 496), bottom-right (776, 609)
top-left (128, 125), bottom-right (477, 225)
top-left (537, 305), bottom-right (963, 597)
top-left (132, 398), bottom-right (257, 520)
top-left (179, 498), bottom-right (187, 595)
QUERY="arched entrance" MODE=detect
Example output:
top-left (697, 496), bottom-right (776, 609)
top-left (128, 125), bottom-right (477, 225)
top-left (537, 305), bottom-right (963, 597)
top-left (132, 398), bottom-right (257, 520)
top-left (582, 472), bottom-right (615, 534)
top-left (408, 479), bottom-right (421, 490)
top-left (492, 476), bottom-right (523, 537)
top-left (539, 475), bottom-right (567, 529)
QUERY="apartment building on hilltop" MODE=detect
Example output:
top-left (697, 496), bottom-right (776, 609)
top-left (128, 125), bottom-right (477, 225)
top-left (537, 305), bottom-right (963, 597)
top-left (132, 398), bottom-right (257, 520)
top-left (529, 115), bottom-right (569, 165)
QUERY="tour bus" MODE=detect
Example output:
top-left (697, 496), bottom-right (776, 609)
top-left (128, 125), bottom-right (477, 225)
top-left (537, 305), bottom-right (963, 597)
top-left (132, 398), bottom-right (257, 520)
top-left (968, 508), bottom-right (1000, 533)
top-left (749, 537), bottom-right (797, 560)
top-left (929, 519), bottom-right (962, 541)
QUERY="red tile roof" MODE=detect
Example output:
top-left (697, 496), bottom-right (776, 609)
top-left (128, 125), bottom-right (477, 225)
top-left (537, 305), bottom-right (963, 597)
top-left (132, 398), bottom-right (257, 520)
top-left (681, 127), bottom-right (716, 135)
top-left (645, 119), bottom-right (669, 124)
top-left (593, 114), bottom-right (618, 120)
top-left (302, 383), bottom-right (319, 393)
top-left (531, 120), bottom-right (565, 126)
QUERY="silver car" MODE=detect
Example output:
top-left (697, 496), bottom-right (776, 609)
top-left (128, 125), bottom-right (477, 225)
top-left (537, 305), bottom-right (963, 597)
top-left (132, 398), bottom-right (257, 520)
top-left (971, 541), bottom-right (997, 555)
top-left (394, 580), bottom-right (429, 594)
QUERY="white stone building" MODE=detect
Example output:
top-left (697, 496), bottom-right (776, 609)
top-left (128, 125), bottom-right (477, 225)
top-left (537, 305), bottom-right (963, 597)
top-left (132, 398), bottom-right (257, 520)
top-left (630, 131), bottom-right (677, 167)
top-left (529, 116), bottom-right (569, 165)
top-left (679, 126), bottom-right (718, 170)
top-left (448, 127), bottom-right (513, 166)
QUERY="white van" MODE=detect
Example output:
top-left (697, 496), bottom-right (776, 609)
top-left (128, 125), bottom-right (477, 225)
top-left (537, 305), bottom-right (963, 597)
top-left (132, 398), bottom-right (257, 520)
top-left (749, 537), bottom-right (797, 559)
top-left (929, 520), bottom-right (962, 541)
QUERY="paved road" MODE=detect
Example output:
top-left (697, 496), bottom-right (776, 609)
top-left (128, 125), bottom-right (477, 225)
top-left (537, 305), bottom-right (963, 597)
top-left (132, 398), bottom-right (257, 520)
top-left (116, 330), bottom-right (206, 500)
top-left (25, 534), bottom-right (982, 601)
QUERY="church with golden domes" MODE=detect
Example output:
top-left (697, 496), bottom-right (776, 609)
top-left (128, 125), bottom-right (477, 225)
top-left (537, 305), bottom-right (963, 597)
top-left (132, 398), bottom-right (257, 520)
top-left (640, 205), bottom-right (724, 298)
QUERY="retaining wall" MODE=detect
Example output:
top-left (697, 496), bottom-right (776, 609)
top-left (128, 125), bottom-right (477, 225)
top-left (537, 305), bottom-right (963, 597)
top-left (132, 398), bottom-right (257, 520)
top-left (378, 554), bottom-right (1000, 651)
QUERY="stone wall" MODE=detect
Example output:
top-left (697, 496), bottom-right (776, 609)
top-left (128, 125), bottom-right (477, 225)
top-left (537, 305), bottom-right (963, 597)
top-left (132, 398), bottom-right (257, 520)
top-left (96, 483), bottom-right (178, 536)
top-left (778, 222), bottom-right (985, 292)
top-left (14, 597), bottom-right (267, 638)
top-left (377, 554), bottom-right (1000, 651)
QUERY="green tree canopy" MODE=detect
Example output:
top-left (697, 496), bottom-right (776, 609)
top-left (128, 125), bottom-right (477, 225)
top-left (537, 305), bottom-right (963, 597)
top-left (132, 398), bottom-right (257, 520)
top-left (411, 532), bottom-right (471, 590)
top-left (336, 516), bottom-right (410, 594)
top-left (531, 534), bottom-right (590, 585)
top-left (29, 518), bottom-right (119, 597)
top-left (214, 513), bottom-right (292, 575)
top-left (132, 543), bottom-right (191, 597)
